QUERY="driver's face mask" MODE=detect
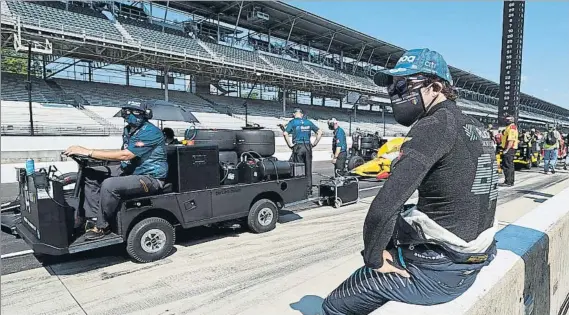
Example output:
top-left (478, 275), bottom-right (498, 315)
top-left (121, 109), bottom-right (145, 127)
top-left (388, 76), bottom-right (437, 127)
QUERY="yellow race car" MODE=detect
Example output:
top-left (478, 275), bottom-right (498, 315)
top-left (496, 145), bottom-right (541, 171)
top-left (348, 137), bottom-right (408, 180)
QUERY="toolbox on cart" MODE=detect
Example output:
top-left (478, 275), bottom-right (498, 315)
top-left (318, 176), bottom-right (359, 208)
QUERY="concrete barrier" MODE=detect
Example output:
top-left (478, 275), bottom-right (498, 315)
top-left (371, 186), bottom-right (569, 315)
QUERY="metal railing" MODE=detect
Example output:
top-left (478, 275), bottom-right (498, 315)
top-left (17, 16), bottom-right (125, 43)
top-left (0, 124), bottom-right (116, 136)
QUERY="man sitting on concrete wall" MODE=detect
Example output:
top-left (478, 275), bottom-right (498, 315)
top-left (322, 49), bottom-right (499, 315)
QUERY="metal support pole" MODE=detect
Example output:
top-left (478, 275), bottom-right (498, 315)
top-left (382, 103), bottom-right (386, 137)
top-left (27, 42), bottom-right (34, 136)
top-left (41, 55), bottom-right (46, 79)
top-left (126, 65), bottom-right (130, 86)
top-left (384, 54), bottom-right (392, 68)
top-left (232, 1), bottom-right (244, 47)
top-left (282, 88), bottom-right (286, 118)
top-left (367, 48), bottom-right (376, 64)
top-left (285, 19), bottom-right (296, 48)
top-left (164, 66), bottom-right (169, 102)
top-left (353, 44), bottom-right (366, 74)
top-left (326, 32), bottom-right (336, 54)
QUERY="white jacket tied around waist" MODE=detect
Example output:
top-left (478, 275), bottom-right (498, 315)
top-left (402, 206), bottom-right (498, 254)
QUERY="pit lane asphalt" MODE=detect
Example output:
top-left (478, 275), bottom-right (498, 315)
top-left (1, 161), bottom-right (566, 276)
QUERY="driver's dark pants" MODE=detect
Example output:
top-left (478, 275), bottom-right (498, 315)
top-left (291, 143), bottom-right (313, 194)
top-left (334, 151), bottom-right (347, 177)
top-left (322, 247), bottom-right (492, 315)
top-left (82, 165), bottom-right (162, 229)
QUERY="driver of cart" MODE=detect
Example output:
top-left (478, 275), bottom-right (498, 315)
top-left (64, 102), bottom-right (168, 240)
top-left (162, 127), bottom-right (180, 145)
top-left (328, 118), bottom-right (347, 177)
top-left (322, 49), bottom-right (498, 315)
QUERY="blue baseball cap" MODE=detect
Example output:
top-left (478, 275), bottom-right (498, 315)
top-left (376, 48), bottom-right (453, 84)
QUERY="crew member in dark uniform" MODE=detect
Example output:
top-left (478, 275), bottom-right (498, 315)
top-left (328, 118), bottom-right (348, 177)
top-left (64, 102), bottom-right (168, 240)
top-left (162, 127), bottom-right (180, 145)
top-left (322, 49), bottom-right (498, 314)
top-left (283, 108), bottom-right (323, 195)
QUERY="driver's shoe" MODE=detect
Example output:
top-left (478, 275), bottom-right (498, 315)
top-left (84, 226), bottom-right (110, 240)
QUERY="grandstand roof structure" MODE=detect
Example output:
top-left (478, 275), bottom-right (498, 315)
top-left (0, 0), bottom-right (567, 120)
top-left (165, 0), bottom-right (569, 117)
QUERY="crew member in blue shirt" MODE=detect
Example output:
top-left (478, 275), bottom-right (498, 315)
top-left (283, 108), bottom-right (323, 196)
top-left (328, 118), bottom-right (348, 176)
top-left (64, 102), bottom-right (168, 240)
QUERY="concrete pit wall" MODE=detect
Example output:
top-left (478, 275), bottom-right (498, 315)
top-left (372, 186), bottom-right (569, 315)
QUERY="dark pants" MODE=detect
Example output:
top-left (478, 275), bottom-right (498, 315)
top-left (334, 151), bottom-right (347, 177)
top-left (292, 143), bottom-right (313, 194)
top-left (322, 247), bottom-right (492, 315)
top-left (502, 150), bottom-right (515, 185)
top-left (82, 165), bottom-right (163, 229)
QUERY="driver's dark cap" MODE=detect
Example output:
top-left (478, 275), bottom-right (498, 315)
top-left (121, 101), bottom-right (146, 113)
top-left (293, 108), bottom-right (303, 115)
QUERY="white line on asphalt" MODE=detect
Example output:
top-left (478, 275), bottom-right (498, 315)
top-left (1, 250), bottom-right (33, 259)
top-left (359, 185), bottom-right (383, 192)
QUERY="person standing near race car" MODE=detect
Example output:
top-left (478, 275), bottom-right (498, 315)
top-left (322, 48), bottom-right (498, 315)
top-left (328, 118), bottom-right (348, 177)
top-left (500, 116), bottom-right (518, 186)
top-left (543, 124), bottom-right (561, 174)
top-left (283, 108), bottom-right (323, 196)
top-left (64, 102), bottom-right (168, 240)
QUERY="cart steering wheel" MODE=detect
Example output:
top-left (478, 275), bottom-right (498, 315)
top-left (65, 153), bottom-right (102, 166)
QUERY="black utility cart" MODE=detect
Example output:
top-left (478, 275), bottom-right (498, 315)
top-left (16, 143), bottom-right (308, 263)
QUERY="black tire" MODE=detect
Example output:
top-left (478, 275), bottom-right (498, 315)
top-left (247, 199), bottom-right (278, 233)
top-left (334, 198), bottom-right (342, 208)
top-left (236, 130), bottom-right (275, 157)
top-left (347, 155), bottom-right (365, 171)
top-left (360, 142), bottom-right (375, 149)
top-left (126, 217), bottom-right (175, 263)
top-left (219, 151), bottom-right (239, 165)
top-left (525, 158), bottom-right (532, 170)
top-left (361, 136), bottom-right (374, 144)
top-left (193, 129), bottom-right (236, 151)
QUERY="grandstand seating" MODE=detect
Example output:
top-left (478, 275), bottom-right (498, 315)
top-left (3, 1), bottom-right (384, 90)
top-left (204, 43), bottom-right (268, 68)
top-left (1, 72), bottom-right (58, 103)
top-left (261, 54), bottom-right (318, 78)
top-left (6, 1), bottom-right (123, 42)
top-left (0, 100), bottom-right (109, 135)
top-left (117, 16), bottom-right (209, 57)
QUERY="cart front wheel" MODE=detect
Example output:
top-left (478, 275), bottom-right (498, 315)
top-left (126, 217), bottom-right (175, 263)
top-left (334, 198), bottom-right (343, 208)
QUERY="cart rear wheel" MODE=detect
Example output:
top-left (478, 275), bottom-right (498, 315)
top-left (126, 217), bottom-right (175, 263)
top-left (334, 198), bottom-right (343, 208)
top-left (247, 199), bottom-right (278, 233)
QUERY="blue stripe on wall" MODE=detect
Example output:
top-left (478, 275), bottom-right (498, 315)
top-left (496, 224), bottom-right (547, 257)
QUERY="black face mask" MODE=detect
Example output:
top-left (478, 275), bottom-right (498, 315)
top-left (388, 78), bottom-right (436, 127)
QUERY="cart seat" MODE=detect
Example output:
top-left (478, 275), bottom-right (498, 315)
top-left (161, 183), bottom-right (173, 193)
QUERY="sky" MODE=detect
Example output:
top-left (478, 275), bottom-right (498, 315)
top-left (288, 1), bottom-right (569, 109)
